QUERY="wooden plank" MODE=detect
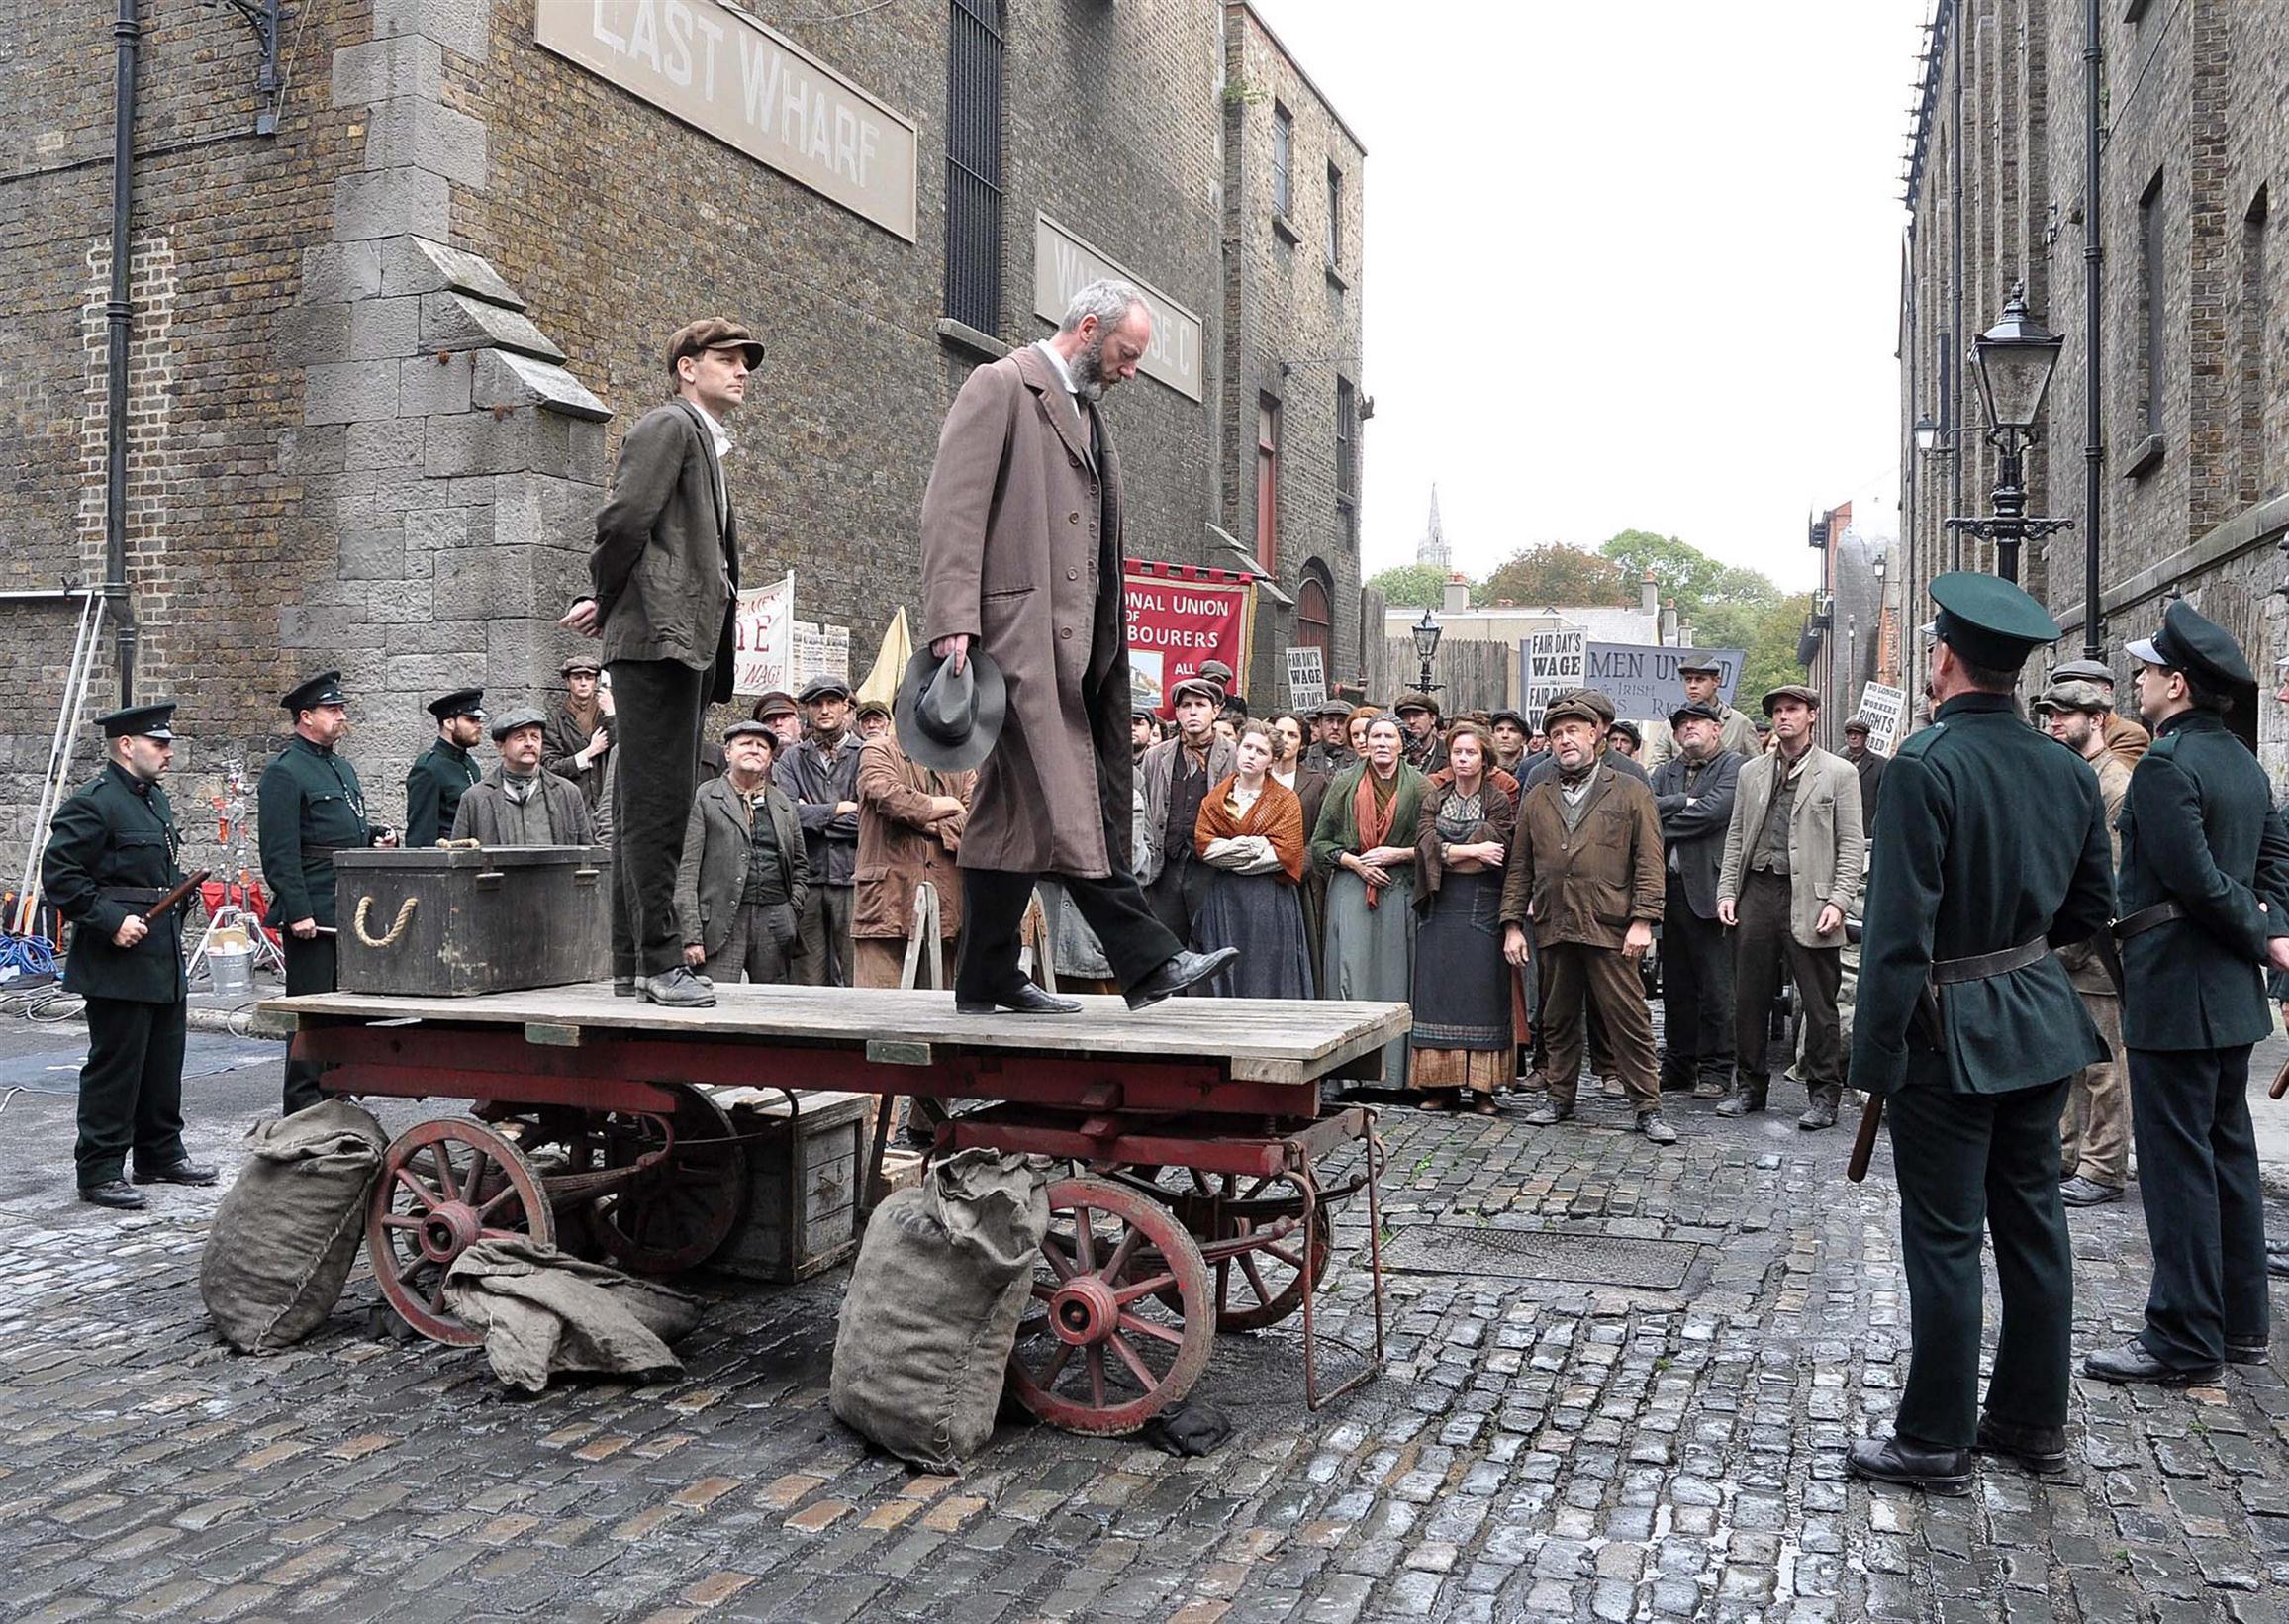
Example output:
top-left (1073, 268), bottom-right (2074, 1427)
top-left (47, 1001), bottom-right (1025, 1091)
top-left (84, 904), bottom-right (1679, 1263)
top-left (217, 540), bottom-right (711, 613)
top-left (261, 985), bottom-right (1411, 1087)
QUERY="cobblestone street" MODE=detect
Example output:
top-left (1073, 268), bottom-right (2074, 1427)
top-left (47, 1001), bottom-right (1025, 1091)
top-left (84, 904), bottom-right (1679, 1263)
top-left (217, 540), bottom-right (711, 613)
top-left (4, 1017), bottom-right (2289, 1624)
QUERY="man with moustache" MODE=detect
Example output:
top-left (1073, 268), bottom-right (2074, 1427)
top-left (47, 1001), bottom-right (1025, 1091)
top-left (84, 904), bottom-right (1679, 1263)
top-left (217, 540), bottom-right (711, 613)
top-left (452, 709), bottom-right (596, 845)
top-left (919, 279), bottom-right (1231, 1014)
top-left (1650, 700), bottom-right (1743, 1099)
top-left (259, 670), bottom-right (398, 1114)
top-left (404, 687), bottom-right (485, 848)
top-left (44, 702), bottom-right (216, 1207)
top-left (1304, 698), bottom-right (1360, 776)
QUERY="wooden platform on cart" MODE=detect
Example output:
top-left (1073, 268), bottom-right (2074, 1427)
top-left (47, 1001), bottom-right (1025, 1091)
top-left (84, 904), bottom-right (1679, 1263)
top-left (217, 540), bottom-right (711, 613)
top-left (262, 984), bottom-right (1410, 1087)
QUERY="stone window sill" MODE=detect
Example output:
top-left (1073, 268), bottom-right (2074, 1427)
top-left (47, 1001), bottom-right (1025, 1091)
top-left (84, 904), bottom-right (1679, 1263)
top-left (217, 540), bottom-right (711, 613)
top-left (2122, 433), bottom-right (2164, 480)
top-left (1272, 211), bottom-right (1300, 245)
top-left (934, 318), bottom-right (1009, 361)
top-left (1325, 264), bottom-right (1349, 293)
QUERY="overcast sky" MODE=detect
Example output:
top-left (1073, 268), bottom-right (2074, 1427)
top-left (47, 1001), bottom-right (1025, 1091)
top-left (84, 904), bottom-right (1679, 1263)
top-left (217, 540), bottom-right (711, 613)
top-left (1249, 0), bottom-right (1933, 594)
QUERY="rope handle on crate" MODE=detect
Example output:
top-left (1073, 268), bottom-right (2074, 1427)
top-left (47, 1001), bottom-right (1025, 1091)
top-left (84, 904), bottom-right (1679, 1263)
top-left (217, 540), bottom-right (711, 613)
top-left (352, 895), bottom-right (419, 948)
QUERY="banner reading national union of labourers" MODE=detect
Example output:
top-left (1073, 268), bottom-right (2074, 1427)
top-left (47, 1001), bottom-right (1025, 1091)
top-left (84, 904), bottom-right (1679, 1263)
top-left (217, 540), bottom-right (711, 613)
top-left (539, 0), bottom-right (919, 240)
top-left (1124, 559), bottom-right (1253, 716)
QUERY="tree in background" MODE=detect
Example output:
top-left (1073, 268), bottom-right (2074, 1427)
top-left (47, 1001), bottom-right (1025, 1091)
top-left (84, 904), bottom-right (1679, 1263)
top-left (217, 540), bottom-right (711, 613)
top-left (1480, 543), bottom-right (1628, 608)
top-left (1695, 593), bottom-right (1815, 709)
top-left (1364, 562), bottom-right (1478, 611)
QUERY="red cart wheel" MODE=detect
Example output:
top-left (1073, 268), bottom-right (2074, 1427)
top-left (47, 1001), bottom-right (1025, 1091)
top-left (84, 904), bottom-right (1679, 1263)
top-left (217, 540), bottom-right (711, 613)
top-left (368, 1117), bottom-right (556, 1346)
top-left (1152, 1170), bottom-right (1336, 1332)
top-left (1006, 1176), bottom-right (1213, 1436)
top-left (574, 1084), bottom-right (746, 1275)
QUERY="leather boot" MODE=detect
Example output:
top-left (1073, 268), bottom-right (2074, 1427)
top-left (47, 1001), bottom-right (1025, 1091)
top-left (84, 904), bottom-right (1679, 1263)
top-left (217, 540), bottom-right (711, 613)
top-left (1797, 1086), bottom-right (1841, 1131)
top-left (1715, 1074), bottom-right (1768, 1118)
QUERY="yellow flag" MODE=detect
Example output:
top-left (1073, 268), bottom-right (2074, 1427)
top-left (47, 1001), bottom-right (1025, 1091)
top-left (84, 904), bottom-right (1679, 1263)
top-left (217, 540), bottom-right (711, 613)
top-left (858, 605), bottom-right (912, 712)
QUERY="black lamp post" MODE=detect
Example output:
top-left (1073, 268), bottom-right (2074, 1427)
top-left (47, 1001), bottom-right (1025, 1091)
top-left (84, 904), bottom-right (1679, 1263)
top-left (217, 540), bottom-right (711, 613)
top-left (1946, 282), bottom-right (2071, 585)
top-left (1411, 606), bottom-right (1443, 696)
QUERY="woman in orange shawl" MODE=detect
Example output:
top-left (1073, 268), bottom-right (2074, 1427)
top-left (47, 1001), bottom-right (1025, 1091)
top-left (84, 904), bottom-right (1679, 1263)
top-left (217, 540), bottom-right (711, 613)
top-left (1192, 721), bottom-right (1312, 999)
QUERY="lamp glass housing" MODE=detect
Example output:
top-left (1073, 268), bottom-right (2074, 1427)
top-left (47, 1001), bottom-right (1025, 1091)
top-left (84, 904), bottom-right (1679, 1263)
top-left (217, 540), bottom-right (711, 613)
top-left (1411, 610), bottom-right (1442, 662)
top-left (1970, 294), bottom-right (2064, 431)
top-left (1912, 415), bottom-right (1940, 453)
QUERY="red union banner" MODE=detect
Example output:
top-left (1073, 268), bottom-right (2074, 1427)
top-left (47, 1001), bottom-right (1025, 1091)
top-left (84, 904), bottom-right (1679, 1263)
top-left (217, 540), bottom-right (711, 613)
top-left (1123, 558), bottom-right (1255, 716)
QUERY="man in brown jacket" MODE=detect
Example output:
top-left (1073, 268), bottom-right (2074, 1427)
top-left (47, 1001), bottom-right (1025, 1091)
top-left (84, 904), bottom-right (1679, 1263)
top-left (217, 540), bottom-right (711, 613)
top-left (919, 279), bottom-right (1230, 1014)
top-left (853, 731), bottom-right (972, 988)
top-left (2050, 657), bottom-right (2149, 770)
top-left (1500, 693), bottom-right (1675, 1142)
top-left (561, 317), bottom-right (757, 1008)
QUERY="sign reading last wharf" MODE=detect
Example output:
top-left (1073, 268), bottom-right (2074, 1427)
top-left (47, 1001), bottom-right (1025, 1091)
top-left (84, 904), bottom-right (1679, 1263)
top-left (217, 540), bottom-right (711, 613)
top-left (541, 0), bottom-right (920, 240)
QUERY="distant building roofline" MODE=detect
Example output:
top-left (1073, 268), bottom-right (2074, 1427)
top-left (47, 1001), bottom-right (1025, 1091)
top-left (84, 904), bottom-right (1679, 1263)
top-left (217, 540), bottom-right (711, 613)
top-left (1230, 1), bottom-right (1370, 157)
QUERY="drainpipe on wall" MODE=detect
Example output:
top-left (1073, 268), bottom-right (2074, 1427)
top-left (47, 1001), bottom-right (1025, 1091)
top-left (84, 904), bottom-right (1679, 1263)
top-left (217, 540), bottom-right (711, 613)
top-left (2081, 0), bottom-right (2105, 660)
top-left (104, 0), bottom-right (141, 703)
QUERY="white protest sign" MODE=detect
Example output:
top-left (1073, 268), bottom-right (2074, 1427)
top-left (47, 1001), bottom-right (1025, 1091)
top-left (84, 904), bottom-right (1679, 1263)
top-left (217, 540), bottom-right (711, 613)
top-left (1521, 629), bottom-right (1585, 731)
top-left (1285, 645), bottom-right (1326, 711)
top-left (733, 571), bottom-right (795, 697)
top-left (791, 620), bottom-right (851, 689)
top-left (1855, 682), bottom-right (1909, 754)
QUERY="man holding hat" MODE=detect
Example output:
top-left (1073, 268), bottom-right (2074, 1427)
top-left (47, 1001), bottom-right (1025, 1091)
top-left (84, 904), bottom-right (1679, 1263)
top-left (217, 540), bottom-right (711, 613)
top-left (1393, 691), bottom-right (1447, 775)
top-left (917, 278), bottom-right (1233, 1014)
top-left (43, 702), bottom-right (215, 1208)
top-left (676, 722), bottom-right (809, 986)
top-left (1650, 699), bottom-right (1744, 1099)
top-left (542, 657), bottom-right (614, 812)
top-left (1840, 716), bottom-right (1887, 831)
top-left (451, 710), bottom-right (596, 845)
top-left (259, 670), bottom-right (397, 1114)
top-left (1846, 573), bottom-right (2116, 1494)
top-left (2049, 655), bottom-right (2148, 769)
top-left (558, 316), bottom-right (762, 1009)
top-left (777, 675), bottom-right (864, 986)
top-left (1643, 654), bottom-right (1760, 770)
top-left (1717, 683), bottom-right (1863, 1128)
top-left (405, 688), bottom-right (485, 848)
top-left (2083, 599), bottom-right (2289, 1386)
top-left (2032, 678), bottom-right (2136, 1207)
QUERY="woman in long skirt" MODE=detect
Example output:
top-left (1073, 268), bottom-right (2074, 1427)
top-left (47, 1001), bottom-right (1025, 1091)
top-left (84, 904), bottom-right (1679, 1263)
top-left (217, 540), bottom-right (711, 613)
top-left (1311, 715), bottom-right (1429, 1087)
top-left (1411, 722), bottom-right (1518, 1113)
top-left (1192, 721), bottom-right (1312, 998)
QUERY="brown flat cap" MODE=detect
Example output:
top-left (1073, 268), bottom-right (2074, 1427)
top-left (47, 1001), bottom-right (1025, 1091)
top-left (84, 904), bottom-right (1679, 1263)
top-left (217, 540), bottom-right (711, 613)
top-left (1393, 690), bottom-right (1443, 717)
top-left (667, 316), bottom-right (764, 372)
top-left (1762, 684), bottom-right (1821, 716)
top-left (1541, 694), bottom-right (1605, 730)
top-left (559, 655), bottom-right (602, 676)
top-left (1553, 686), bottom-right (1617, 725)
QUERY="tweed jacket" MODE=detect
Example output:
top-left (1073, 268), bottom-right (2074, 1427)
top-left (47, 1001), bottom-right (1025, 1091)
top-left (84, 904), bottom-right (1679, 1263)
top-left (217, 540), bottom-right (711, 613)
top-left (590, 398), bottom-right (739, 699)
top-left (673, 774), bottom-right (810, 961)
top-left (1718, 743), bottom-right (1865, 947)
top-left (1499, 763), bottom-right (1666, 950)
top-left (450, 766), bottom-right (596, 847)
top-left (1135, 732), bottom-right (1236, 886)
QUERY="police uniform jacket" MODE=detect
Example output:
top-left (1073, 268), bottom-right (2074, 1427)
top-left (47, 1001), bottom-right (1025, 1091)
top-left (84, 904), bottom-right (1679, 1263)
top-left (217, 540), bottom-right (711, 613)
top-left (404, 739), bottom-right (480, 848)
top-left (257, 734), bottom-right (376, 929)
top-left (42, 762), bottom-right (189, 1004)
top-left (2115, 709), bottom-right (2289, 1052)
top-left (1849, 692), bottom-right (2115, 1098)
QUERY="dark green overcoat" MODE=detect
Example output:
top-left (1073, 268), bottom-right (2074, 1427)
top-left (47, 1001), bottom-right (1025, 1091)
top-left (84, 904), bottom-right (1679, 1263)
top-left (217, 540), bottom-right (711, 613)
top-left (404, 739), bottom-right (480, 848)
top-left (257, 734), bottom-right (374, 929)
top-left (42, 762), bottom-right (189, 1003)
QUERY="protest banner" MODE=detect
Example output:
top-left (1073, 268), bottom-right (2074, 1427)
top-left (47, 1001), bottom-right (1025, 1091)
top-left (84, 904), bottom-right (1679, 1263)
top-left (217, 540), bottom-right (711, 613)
top-left (1855, 682), bottom-right (1909, 754)
top-left (732, 571), bottom-right (795, 697)
top-left (1521, 629), bottom-right (1586, 731)
top-left (1124, 558), bottom-right (1254, 716)
top-left (1285, 646), bottom-right (1327, 711)
top-left (1584, 643), bottom-right (1746, 722)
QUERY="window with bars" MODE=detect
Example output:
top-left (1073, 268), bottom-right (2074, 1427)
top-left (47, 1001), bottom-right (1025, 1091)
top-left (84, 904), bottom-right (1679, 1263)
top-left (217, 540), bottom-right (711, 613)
top-left (1326, 163), bottom-right (1343, 265)
top-left (1256, 396), bottom-right (1282, 573)
top-left (944, 0), bottom-right (1004, 334)
top-left (1271, 103), bottom-right (1293, 219)
top-left (1335, 376), bottom-right (1359, 504)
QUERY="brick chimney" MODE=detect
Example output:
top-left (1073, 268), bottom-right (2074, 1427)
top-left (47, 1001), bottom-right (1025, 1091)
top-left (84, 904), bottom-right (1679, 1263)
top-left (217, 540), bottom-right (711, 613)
top-left (1640, 567), bottom-right (1660, 615)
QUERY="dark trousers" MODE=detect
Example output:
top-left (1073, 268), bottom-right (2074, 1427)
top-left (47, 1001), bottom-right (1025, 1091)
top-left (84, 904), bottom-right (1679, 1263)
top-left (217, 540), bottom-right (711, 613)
top-left (76, 996), bottom-right (188, 1187)
top-left (792, 886), bottom-right (853, 987)
top-left (1887, 1077), bottom-right (2072, 1449)
top-left (1532, 951), bottom-right (1613, 1080)
top-left (1660, 880), bottom-right (1733, 1090)
top-left (607, 658), bottom-right (711, 980)
top-left (1732, 869), bottom-right (1841, 1099)
top-left (2128, 1044), bottom-right (2270, 1368)
top-left (280, 930), bottom-right (337, 1115)
top-left (1143, 860), bottom-right (1198, 950)
top-left (1537, 940), bottom-right (1659, 1113)
top-left (956, 812), bottom-right (1181, 1003)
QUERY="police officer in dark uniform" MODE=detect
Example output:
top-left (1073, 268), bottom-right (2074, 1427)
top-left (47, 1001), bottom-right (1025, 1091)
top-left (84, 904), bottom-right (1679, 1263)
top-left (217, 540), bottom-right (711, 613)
top-left (404, 687), bottom-right (485, 848)
top-left (42, 702), bottom-right (216, 1209)
top-left (2083, 599), bottom-right (2289, 1385)
top-left (1846, 574), bottom-right (2116, 1494)
top-left (258, 671), bottom-right (396, 1115)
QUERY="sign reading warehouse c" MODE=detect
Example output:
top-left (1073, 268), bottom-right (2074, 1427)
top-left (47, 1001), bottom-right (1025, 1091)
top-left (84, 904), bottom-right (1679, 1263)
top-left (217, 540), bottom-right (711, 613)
top-left (540, 0), bottom-right (920, 240)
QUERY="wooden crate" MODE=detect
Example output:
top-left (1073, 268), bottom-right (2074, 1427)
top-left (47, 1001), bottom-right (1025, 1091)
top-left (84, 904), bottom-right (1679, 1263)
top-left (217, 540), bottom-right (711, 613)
top-left (711, 1089), bottom-right (872, 1283)
top-left (332, 846), bottom-right (610, 996)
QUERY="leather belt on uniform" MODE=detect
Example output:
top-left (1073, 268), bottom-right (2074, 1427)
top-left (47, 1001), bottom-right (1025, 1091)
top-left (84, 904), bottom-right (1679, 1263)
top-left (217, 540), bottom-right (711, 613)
top-left (1929, 936), bottom-right (2051, 986)
top-left (2112, 901), bottom-right (2185, 941)
top-left (97, 886), bottom-right (166, 906)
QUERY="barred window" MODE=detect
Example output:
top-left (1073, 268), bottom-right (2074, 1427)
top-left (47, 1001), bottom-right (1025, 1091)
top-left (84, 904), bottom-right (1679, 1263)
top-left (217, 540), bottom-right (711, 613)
top-left (945, 0), bottom-right (1005, 334)
top-left (1272, 104), bottom-right (1293, 218)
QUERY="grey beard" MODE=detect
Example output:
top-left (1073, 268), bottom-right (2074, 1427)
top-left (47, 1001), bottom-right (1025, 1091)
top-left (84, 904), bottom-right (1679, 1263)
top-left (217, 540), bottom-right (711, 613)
top-left (1071, 336), bottom-right (1109, 399)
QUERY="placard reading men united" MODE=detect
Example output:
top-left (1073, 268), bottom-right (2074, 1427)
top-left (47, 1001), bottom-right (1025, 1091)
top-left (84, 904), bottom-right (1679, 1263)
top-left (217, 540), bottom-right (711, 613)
top-left (541, 0), bottom-right (919, 241)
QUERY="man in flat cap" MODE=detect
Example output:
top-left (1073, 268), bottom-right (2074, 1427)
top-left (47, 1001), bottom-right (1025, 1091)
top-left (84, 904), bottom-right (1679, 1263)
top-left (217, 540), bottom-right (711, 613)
top-left (1393, 691), bottom-right (1448, 775)
top-left (1137, 674), bottom-right (1236, 946)
top-left (405, 688), bottom-right (485, 848)
top-left (2049, 656), bottom-right (2148, 769)
top-left (452, 710), bottom-right (596, 845)
top-left (1717, 683), bottom-right (1863, 1128)
top-left (1519, 689), bottom-right (1651, 792)
top-left (1487, 708), bottom-right (1529, 778)
top-left (1642, 654), bottom-right (1760, 771)
top-left (920, 279), bottom-right (1232, 1014)
top-left (1304, 698), bottom-right (1360, 777)
top-left (542, 656), bottom-right (615, 813)
top-left (1501, 692), bottom-right (1675, 1142)
top-left (43, 702), bottom-right (215, 1208)
top-left (258, 670), bottom-right (396, 1114)
top-left (1847, 574), bottom-right (2115, 1495)
top-left (677, 722), bottom-right (808, 986)
top-left (1651, 699), bottom-right (1744, 1099)
top-left (753, 690), bottom-right (803, 752)
top-left (2032, 678), bottom-right (2135, 1208)
top-left (559, 316), bottom-right (761, 1008)
top-left (777, 675), bottom-right (864, 986)
top-left (2084, 598), bottom-right (2289, 1387)
top-left (1841, 716), bottom-right (1887, 831)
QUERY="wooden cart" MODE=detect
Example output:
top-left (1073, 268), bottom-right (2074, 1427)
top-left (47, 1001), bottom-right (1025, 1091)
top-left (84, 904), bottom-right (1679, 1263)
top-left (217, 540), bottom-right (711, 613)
top-left (262, 985), bottom-right (1405, 1434)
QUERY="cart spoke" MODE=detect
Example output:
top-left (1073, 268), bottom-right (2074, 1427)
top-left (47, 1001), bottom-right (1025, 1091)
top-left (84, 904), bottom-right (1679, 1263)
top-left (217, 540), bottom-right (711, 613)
top-left (1261, 1241), bottom-right (1307, 1273)
top-left (428, 1273), bottom-right (449, 1314)
top-left (1100, 1225), bottom-right (1143, 1285)
top-left (1112, 1271), bottom-right (1177, 1305)
top-left (393, 1252), bottom-right (427, 1287)
top-left (477, 1185), bottom-right (524, 1222)
top-left (430, 1143), bottom-right (457, 1199)
top-left (378, 1213), bottom-right (424, 1231)
top-left (1106, 1330), bottom-right (1158, 1388)
top-left (1039, 1340), bottom-right (1074, 1389)
top-left (1040, 1234), bottom-right (1079, 1283)
top-left (460, 1147), bottom-right (486, 1204)
top-left (1238, 1251), bottom-right (1277, 1306)
top-left (1072, 1207), bottom-right (1097, 1273)
top-left (1087, 1345), bottom-right (1105, 1408)
top-left (393, 1167), bottom-right (439, 1209)
top-left (1116, 1311), bottom-right (1186, 1347)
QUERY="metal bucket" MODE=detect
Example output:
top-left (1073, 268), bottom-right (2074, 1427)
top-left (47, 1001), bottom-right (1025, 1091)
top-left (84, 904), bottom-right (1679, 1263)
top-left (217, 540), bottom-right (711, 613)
top-left (207, 932), bottom-right (253, 998)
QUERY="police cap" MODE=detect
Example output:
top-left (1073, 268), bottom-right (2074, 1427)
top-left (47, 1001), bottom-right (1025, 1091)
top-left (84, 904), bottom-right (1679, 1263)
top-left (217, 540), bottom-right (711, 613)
top-left (1928, 571), bottom-right (2060, 671)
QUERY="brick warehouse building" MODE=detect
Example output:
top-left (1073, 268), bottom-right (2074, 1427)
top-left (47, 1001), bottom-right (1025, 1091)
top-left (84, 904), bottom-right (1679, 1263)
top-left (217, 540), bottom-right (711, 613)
top-left (1898, 0), bottom-right (2289, 771)
top-left (0, 0), bottom-right (1367, 866)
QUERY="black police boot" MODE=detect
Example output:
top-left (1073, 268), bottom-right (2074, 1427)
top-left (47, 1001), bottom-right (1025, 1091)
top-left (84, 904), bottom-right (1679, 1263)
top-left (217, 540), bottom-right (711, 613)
top-left (79, 1180), bottom-right (146, 1210)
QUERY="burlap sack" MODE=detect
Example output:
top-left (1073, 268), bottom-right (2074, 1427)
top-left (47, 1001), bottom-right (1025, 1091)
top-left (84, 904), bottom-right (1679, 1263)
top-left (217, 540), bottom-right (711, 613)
top-left (829, 1149), bottom-right (1052, 1472)
top-left (199, 1100), bottom-right (386, 1352)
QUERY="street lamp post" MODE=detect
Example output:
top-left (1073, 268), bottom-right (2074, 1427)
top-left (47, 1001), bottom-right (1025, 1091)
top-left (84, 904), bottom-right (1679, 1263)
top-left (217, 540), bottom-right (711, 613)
top-left (1946, 282), bottom-right (2072, 585)
top-left (1411, 606), bottom-right (1443, 697)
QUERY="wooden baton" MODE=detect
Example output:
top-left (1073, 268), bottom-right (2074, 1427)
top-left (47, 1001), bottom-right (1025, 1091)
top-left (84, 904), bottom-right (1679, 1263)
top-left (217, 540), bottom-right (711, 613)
top-left (143, 869), bottom-right (211, 923)
top-left (1847, 1091), bottom-right (1884, 1183)
top-left (2270, 1053), bottom-right (2289, 1101)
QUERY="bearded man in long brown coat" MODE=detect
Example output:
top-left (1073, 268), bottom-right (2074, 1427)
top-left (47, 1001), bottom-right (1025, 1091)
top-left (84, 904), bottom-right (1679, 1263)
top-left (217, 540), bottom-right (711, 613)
top-left (919, 280), bottom-right (1233, 1015)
